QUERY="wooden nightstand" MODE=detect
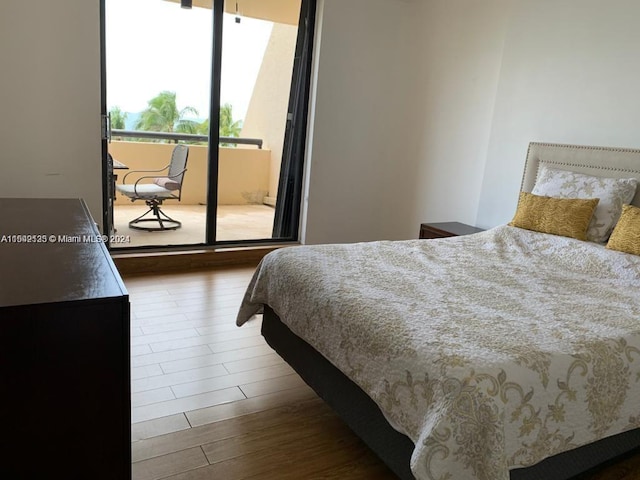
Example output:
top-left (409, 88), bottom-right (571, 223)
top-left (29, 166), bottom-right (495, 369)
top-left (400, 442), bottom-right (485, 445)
top-left (419, 221), bottom-right (484, 239)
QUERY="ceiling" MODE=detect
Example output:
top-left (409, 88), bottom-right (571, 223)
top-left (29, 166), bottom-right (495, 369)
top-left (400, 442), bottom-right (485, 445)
top-left (164, 0), bottom-right (300, 26)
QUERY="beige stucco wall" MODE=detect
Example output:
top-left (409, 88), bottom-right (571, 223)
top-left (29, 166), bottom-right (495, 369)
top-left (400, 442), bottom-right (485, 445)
top-left (166, 0), bottom-right (300, 25)
top-left (241, 22), bottom-right (298, 205)
top-left (109, 142), bottom-right (270, 206)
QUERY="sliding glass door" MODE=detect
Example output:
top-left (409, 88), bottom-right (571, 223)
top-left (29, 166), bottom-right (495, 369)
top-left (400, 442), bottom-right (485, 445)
top-left (104, 0), bottom-right (212, 248)
top-left (102, 0), bottom-right (315, 249)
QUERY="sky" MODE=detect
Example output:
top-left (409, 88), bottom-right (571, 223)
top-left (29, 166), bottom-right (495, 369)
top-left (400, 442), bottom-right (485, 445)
top-left (105, 0), bottom-right (273, 122)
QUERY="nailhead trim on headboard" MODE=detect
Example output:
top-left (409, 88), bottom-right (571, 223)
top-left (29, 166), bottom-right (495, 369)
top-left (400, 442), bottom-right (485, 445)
top-left (520, 142), bottom-right (640, 203)
top-left (538, 159), bottom-right (640, 174)
top-left (528, 141), bottom-right (640, 155)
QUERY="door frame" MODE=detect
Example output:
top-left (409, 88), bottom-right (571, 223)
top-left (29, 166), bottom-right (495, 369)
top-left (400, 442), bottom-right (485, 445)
top-left (99, 0), bottom-right (110, 244)
top-left (100, 0), bottom-right (316, 250)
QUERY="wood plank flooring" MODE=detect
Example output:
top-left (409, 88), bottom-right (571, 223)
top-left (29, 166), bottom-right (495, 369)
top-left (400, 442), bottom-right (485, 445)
top-left (124, 266), bottom-right (640, 480)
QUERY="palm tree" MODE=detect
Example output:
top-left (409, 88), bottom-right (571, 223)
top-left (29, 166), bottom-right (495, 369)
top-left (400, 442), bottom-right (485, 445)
top-left (109, 106), bottom-right (128, 130)
top-left (135, 91), bottom-right (199, 136)
top-left (219, 103), bottom-right (243, 147)
top-left (108, 106), bottom-right (128, 141)
top-left (196, 118), bottom-right (210, 136)
top-left (220, 103), bottom-right (243, 139)
top-left (195, 104), bottom-right (243, 147)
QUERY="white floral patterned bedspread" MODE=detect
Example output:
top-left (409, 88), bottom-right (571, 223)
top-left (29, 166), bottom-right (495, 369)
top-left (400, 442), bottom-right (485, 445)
top-left (236, 225), bottom-right (640, 480)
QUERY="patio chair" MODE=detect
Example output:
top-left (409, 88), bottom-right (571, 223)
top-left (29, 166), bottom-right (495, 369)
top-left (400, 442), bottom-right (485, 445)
top-left (116, 144), bottom-right (189, 231)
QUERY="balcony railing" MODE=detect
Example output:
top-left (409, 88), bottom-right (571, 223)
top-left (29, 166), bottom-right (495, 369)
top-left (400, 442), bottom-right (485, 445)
top-left (109, 136), bottom-right (272, 207)
top-left (109, 135), bottom-right (275, 246)
top-left (111, 129), bottom-right (263, 149)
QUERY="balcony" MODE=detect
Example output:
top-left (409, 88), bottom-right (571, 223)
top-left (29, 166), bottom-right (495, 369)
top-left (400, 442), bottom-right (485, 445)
top-left (110, 136), bottom-right (276, 248)
top-left (106, 1), bottom-right (302, 250)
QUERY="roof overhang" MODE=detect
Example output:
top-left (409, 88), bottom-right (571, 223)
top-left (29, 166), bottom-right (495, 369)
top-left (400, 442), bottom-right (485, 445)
top-left (164, 0), bottom-right (300, 26)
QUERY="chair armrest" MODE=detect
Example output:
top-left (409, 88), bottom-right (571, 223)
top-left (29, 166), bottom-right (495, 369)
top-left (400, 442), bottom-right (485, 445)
top-left (166, 168), bottom-right (187, 179)
top-left (122, 164), bottom-right (170, 184)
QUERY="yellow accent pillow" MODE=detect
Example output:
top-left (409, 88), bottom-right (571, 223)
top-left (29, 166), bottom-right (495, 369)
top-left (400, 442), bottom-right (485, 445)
top-left (509, 192), bottom-right (599, 241)
top-left (606, 204), bottom-right (640, 256)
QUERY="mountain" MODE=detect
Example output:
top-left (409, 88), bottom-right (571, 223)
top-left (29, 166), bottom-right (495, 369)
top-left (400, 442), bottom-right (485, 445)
top-left (124, 112), bottom-right (140, 131)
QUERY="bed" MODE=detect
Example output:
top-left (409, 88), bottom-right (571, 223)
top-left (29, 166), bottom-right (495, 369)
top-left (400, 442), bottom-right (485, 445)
top-left (236, 142), bottom-right (640, 480)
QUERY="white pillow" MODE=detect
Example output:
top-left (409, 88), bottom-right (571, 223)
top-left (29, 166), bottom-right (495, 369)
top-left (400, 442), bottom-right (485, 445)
top-left (531, 165), bottom-right (638, 243)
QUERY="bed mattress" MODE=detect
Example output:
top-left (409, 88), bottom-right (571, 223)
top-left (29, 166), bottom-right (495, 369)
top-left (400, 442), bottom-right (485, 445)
top-left (237, 225), bottom-right (640, 480)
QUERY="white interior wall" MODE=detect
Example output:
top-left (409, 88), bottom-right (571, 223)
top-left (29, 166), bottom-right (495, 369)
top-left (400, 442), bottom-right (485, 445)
top-left (407, 0), bottom-right (510, 232)
top-left (0, 0), bottom-right (103, 227)
top-left (304, 0), bottom-right (640, 242)
top-left (302, 0), bottom-right (424, 244)
top-left (477, 0), bottom-right (640, 228)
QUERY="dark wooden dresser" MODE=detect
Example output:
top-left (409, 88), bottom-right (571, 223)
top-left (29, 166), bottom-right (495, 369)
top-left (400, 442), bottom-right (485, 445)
top-left (0, 198), bottom-right (131, 479)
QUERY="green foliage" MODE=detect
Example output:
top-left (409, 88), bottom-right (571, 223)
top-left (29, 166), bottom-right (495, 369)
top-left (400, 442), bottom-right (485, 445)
top-left (109, 106), bottom-right (127, 130)
top-left (219, 104), bottom-right (243, 147)
top-left (123, 92), bottom-right (243, 146)
top-left (194, 104), bottom-right (243, 147)
top-left (135, 91), bottom-right (199, 135)
top-left (197, 118), bottom-right (210, 136)
top-left (220, 103), bottom-right (243, 138)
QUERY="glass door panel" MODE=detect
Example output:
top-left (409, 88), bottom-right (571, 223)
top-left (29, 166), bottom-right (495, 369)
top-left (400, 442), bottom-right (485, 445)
top-left (105, 0), bottom-right (212, 249)
top-left (103, 0), bottom-right (314, 249)
top-left (216, 0), bottom-right (302, 242)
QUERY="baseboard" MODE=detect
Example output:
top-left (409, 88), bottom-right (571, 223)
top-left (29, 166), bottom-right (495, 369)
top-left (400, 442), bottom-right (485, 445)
top-left (111, 244), bottom-right (287, 276)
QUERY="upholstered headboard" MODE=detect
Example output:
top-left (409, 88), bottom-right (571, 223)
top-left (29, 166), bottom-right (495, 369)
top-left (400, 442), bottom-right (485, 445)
top-left (521, 142), bottom-right (640, 207)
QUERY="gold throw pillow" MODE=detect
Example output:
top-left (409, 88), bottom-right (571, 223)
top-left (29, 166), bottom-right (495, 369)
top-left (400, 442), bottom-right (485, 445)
top-left (606, 204), bottom-right (640, 256)
top-left (509, 192), bottom-right (599, 241)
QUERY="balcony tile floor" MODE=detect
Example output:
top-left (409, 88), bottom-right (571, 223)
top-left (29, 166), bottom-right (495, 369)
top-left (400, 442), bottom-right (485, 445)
top-left (113, 204), bottom-right (275, 249)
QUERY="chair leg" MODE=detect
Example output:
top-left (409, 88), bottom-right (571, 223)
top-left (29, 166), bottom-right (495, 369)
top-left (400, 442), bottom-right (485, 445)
top-left (128, 199), bottom-right (181, 231)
